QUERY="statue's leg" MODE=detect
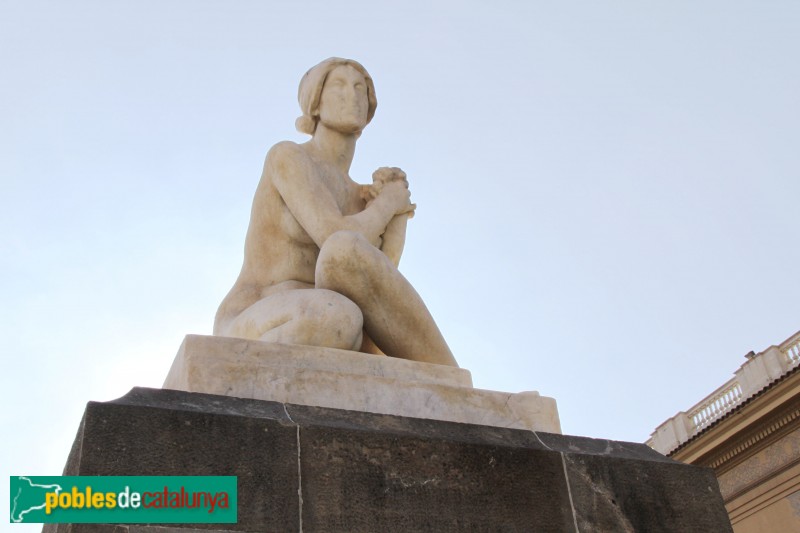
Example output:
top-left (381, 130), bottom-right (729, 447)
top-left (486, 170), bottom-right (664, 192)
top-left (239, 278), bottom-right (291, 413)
top-left (224, 288), bottom-right (364, 351)
top-left (315, 230), bottom-right (458, 367)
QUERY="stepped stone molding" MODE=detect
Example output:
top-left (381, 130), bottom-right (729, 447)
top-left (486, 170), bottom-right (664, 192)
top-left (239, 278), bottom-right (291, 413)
top-left (702, 403), bottom-right (800, 472)
top-left (163, 335), bottom-right (561, 434)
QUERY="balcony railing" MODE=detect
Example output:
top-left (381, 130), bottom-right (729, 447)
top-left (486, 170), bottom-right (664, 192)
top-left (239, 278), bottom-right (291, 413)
top-left (648, 329), bottom-right (800, 455)
top-left (688, 379), bottom-right (743, 433)
top-left (785, 333), bottom-right (800, 368)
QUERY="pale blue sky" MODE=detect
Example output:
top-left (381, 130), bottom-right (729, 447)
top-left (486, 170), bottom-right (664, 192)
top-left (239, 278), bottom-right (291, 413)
top-left (2, 1), bottom-right (798, 524)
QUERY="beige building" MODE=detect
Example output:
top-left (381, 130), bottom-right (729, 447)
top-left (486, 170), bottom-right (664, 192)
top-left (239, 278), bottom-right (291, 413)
top-left (649, 330), bottom-right (800, 532)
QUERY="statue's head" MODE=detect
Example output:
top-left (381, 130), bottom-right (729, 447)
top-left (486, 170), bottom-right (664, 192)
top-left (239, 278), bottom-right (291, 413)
top-left (296, 58), bottom-right (378, 136)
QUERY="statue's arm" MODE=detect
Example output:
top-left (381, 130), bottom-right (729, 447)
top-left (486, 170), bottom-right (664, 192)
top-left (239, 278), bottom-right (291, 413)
top-left (379, 215), bottom-right (408, 266)
top-left (268, 142), bottom-right (409, 248)
top-left (362, 167), bottom-right (414, 266)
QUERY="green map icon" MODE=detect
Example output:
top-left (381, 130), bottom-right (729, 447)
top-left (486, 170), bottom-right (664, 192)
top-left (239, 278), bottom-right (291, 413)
top-left (9, 475), bottom-right (237, 524)
top-left (10, 476), bottom-right (63, 523)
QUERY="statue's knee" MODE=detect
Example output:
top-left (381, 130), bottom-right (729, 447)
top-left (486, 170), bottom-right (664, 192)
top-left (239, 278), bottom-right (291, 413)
top-left (302, 290), bottom-right (363, 348)
top-left (320, 230), bottom-right (366, 258)
top-left (317, 230), bottom-right (370, 284)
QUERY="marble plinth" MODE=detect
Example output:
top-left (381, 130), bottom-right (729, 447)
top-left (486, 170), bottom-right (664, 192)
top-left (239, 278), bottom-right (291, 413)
top-left (163, 335), bottom-right (561, 434)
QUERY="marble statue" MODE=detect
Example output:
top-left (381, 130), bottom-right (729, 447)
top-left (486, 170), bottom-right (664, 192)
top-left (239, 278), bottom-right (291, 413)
top-left (214, 58), bottom-right (457, 367)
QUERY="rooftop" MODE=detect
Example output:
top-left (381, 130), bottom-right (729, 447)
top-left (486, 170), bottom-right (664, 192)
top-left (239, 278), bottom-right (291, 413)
top-left (647, 329), bottom-right (800, 455)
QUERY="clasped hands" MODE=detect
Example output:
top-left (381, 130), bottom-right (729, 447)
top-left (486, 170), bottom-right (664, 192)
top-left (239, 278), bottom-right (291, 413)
top-left (361, 167), bottom-right (417, 219)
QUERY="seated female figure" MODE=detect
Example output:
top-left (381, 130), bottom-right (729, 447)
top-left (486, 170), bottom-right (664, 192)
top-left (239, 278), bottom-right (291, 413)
top-left (214, 58), bottom-right (457, 367)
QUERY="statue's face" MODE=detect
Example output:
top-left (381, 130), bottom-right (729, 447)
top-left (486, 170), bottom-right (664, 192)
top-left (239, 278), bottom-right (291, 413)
top-left (318, 64), bottom-right (370, 134)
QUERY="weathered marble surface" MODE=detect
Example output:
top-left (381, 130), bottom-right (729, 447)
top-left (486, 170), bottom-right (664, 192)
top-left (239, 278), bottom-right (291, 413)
top-left (213, 58), bottom-right (456, 366)
top-left (163, 335), bottom-right (561, 434)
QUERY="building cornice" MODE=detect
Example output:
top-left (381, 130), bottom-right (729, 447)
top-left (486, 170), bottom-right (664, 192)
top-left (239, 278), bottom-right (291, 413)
top-left (670, 368), bottom-right (800, 470)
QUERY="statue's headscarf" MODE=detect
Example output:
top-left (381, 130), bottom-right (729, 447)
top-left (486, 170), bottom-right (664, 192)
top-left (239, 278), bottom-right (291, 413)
top-left (296, 57), bottom-right (378, 135)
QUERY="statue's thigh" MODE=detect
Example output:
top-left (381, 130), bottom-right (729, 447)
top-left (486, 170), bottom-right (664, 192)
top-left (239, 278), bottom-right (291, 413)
top-left (227, 288), bottom-right (360, 340)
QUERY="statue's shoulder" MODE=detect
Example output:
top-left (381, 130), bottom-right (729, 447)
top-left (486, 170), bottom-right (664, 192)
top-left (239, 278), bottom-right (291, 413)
top-left (265, 140), bottom-right (308, 167)
top-left (260, 141), bottom-right (314, 193)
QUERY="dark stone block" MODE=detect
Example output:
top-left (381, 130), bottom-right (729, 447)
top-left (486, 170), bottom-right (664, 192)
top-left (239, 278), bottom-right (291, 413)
top-left (535, 431), bottom-right (675, 463)
top-left (47, 387), bottom-right (733, 533)
top-left (298, 424), bottom-right (573, 531)
top-left (562, 453), bottom-right (730, 533)
top-left (52, 389), bottom-right (300, 533)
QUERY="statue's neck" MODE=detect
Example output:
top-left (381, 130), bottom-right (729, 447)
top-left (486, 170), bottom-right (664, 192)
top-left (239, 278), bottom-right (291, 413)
top-left (310, 123), bottom-right (358, 174)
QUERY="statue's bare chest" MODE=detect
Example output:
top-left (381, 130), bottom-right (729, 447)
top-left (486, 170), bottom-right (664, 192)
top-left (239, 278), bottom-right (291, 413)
top-left (318, 168), bottom-right (362, 215)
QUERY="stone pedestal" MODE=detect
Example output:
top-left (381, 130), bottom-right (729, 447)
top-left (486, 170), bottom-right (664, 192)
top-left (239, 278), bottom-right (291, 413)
top-left (163, 335), bottom-right (561, 434)
top-left (51, 387), bottom-right (733, 533)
